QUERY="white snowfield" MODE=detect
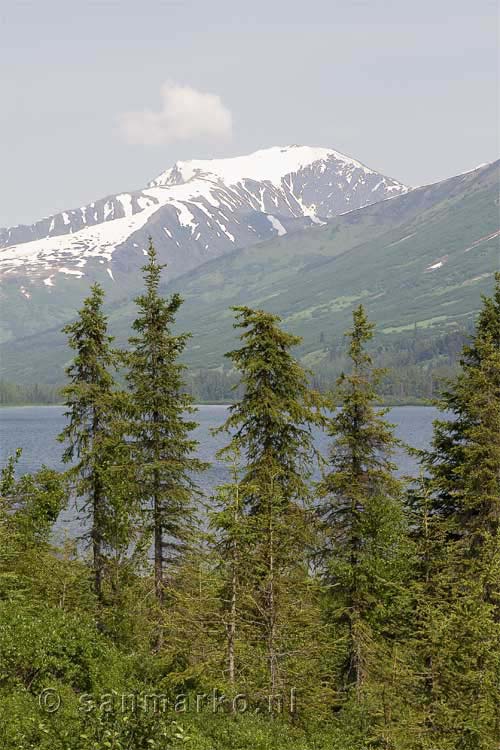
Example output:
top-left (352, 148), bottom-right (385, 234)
top-left (0, 187), bottom-right (169, 274)
top-left (0, 145), bottom-right (408, 285)
top-left (149, 145), bottom-right (372, 188)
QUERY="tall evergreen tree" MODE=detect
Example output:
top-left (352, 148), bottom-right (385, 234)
top-left (424, 273), bottom-right (500, 532)
top-left (59, 283), bottom-right (130, 602)
top-left (125, 241), bottom-right (206, 611)
top-left (209, 449), bottom-right (247, 686)
top-left (218, 306), bottom-right (327, 699)
top-left (415, 273), bottom-right (500, 747)
top-left (318, 305), bottom-right (410, 737)
top-left (219, 306), bottom-right (325, 508)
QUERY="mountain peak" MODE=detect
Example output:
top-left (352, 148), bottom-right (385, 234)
top-left (148, 144), bottom-right (373, 189)
top-left (1, 144), bottom-right (408, 288)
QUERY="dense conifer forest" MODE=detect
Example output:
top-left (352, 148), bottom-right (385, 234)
top-left (1, 244), bottom-right (499, 749)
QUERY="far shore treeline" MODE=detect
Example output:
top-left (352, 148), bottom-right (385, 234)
top-left (0, 241), bottom-right (499, 749)
top-left (0, 328), bottom-right (470, 408)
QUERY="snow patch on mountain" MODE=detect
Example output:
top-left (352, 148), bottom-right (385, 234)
top-left (267, 215), bottom-right (287, 236)
top-left (149, 145), bottom-right (369, 188)
top-left (0, 145), bottom-right (409, 285)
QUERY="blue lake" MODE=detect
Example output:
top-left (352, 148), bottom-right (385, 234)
top-left (0, 405), bottom-right (438, 539)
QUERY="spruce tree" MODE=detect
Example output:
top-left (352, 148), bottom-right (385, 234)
top-left (416, 273), bottom-right (500, 747)
top-left (318, 305), bottom-right (410, 737)
top-left (218, 306), bottom-right (327, 700)
top-left (425, 272), bottom-right (500, 533)
top-left (207, 453), bottom-right (331, 714)
top-left (209, 448), bottom-right (247, 686)
top-left (125, 241), bottom-right (206, 611)
top-left (219, 306), bottom-right (325, 508)
top-left (59, 283), bottom-right (130, 603)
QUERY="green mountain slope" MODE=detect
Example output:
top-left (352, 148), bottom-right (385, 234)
top-left (1, 161), bottom-right (498, 384)
top-left (168, 160), bottom-right (500, 368)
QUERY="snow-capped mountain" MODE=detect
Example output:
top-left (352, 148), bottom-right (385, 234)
top-left (0, 145), bottom-right (408, 287)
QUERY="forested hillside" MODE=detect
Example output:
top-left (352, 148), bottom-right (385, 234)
top-left (0, 325), bottom-right (468, 406)
top-left (166, 160), bottom-right (498, 369)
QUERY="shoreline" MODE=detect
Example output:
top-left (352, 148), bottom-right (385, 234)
top-left (0, 399), bottom-right (435, 409)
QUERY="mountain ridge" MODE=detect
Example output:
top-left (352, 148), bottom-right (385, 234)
top-left (1, 159), bottom-right (497, 384)
top-left (0, 145), bottom-right (407, 287)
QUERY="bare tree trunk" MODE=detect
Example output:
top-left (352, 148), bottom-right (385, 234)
top-left (92, 409), bottom-right (104, 603)
top-left (154, 492), bottom-right (163, 604)
top-left (227, 471), bottom-right (240, 690)
top-left (153, 486), bottom-right (165, 652)
top-left (152, 406), bottom-right (164, 608)
top-left (267, 504), bottom-right (278, 697)
top-left (228, 555), bottom-right (237, 685)
top-left (349, 489), bottom-right (363, 697)
top-left (92, 494), bottom-right (103, 602)
top-left (153, 401), bottom-right (164, 650)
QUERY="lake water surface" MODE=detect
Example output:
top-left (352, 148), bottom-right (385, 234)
top-left (0, 405), bottom-right (438, 538)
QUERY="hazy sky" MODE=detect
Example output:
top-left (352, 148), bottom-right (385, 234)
top-left (1, 0), bottom-right (498, 226)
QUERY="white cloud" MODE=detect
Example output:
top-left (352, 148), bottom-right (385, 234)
top-left (118, 82), bottom-right (232, 146)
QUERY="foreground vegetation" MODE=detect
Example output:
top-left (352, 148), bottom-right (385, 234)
top-left (1, 245), bottom-right (499, 749)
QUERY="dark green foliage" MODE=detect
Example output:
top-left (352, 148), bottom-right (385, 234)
top-left (318, 305), bottom-right (413, 740)
top-left (0, 451), bottom-right (67, 601)
top-left (219, 305), bottom-right (325, 508)
top-left (214, 308), bottom-right (330, 709)
top-left (124, 241), bottom-right (206, 607)
top-left (58, 283), bottom-right (136, 602)
top-left (412, 273), bottom-right (500, 748)
top-left (208, 449), bottom-right (248, 686)
top-left (1, 277), bottom-right (499, 748)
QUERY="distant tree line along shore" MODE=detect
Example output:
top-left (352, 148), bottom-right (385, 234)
top-left (0, 328), bottom-right (470, 406)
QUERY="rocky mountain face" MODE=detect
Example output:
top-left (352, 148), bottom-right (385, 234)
top-left (0, 145), bottom-right (407, 288)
